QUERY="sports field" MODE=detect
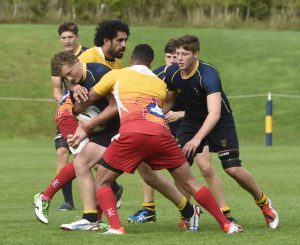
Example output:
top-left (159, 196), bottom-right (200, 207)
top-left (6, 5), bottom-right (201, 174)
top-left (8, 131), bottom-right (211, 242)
top-left (0, 25), bottom-right (299, 244)
top-left (0, 139), bottom-right (299, 244)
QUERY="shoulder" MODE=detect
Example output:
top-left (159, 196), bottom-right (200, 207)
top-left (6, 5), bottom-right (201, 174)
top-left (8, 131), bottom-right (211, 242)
top-left (200, 61), bottom-right (220, 78)
top-left (165, 64), bottom-right (180, 80)
top-left (153, 65), bottom-right (166, 75)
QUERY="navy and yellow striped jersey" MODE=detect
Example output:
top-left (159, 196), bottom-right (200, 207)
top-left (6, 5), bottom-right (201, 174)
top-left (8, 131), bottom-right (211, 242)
top-left (74, 45), bottom-right (89, 57)
top-left (70, 62), bottom-right (119, 128)
top-left (153, 65), bottom-right (185, 113)
top-left (164, 60), bottom-right (234, 127)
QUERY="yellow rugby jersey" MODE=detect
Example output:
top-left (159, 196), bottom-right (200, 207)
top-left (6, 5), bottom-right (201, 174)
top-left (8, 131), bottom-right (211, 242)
top-left (78, 46), bottom-right (122, 69)
top-left (93, 65), bottom-right (170, 136)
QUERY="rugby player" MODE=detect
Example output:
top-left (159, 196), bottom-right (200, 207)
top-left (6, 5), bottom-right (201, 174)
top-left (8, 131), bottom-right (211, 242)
top-left (164, 35), bottom-right (279, 230)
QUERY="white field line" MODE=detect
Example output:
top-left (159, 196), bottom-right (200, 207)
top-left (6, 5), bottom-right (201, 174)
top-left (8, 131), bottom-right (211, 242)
top-left (0, 93), bottom-right (300, 102)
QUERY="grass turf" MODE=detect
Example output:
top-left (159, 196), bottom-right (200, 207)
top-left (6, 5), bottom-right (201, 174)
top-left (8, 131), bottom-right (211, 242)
top-left (0, 139), bottom-right (299, 244)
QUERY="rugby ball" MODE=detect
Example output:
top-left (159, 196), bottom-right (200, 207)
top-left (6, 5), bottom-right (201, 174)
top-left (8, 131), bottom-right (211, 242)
top-left (77, 105), bottom-right (106, 132)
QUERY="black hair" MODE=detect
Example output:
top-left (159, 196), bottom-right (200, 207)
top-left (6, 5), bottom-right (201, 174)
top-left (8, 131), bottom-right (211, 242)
top-left (94, 19), bottom-right (130, 46)
top-left (131, 44), bottom-right (154, 66)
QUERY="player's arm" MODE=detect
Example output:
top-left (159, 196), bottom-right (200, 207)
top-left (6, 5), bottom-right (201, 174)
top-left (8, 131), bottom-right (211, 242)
top-left (163, 90), bottom-right (177, 114)
top-left (80, 93), bottom-right (118, 132)
top-left (51, 76), bottom-right (63, 102)
top-left (72, 88), bottom-right (102, 115)
top-left (182, 92), bottom-right (221, 157)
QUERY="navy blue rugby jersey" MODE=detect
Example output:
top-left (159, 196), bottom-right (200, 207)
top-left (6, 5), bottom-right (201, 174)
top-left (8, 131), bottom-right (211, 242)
top-left (165, 60), bottom-right (234, 127)
top-left (153, 65), bottom-right (185, 113)
top-left (70, 62), bottom-right (119, 128)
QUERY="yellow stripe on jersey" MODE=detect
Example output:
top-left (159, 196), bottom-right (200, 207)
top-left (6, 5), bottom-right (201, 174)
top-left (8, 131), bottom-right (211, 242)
top-left (74, 45), bottom-right (83, 57)
top-left (78, 46), bottom-right (122, 69)
top-left (180, 60), bottom-right (199, 79)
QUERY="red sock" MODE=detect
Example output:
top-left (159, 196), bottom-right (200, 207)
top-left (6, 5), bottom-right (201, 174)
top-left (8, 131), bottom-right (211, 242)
top-left (42, 162), bottom-right (76, 200)
top-left (96, 186), bottom-right (121, 229)
top-left (193, 186), bottom-right (229, 229)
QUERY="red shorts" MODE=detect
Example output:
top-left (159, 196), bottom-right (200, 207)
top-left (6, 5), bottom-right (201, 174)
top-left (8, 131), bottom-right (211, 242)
top-left (102, 132), bottom-right (187, 174)
top-left (56, 116), bottom-right (78, 139)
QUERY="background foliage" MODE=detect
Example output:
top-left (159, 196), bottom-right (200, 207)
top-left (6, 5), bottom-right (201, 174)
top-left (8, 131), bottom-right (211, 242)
top-left (0, 0), bottom-right (300, 29)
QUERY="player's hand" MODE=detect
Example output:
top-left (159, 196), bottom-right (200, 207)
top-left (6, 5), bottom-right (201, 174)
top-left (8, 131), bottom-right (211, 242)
top-left (182, 138), bottom-right (201, 159)
top-left (73, 85), bottom-right (89, 103)
top-left (165, 111), bottom-right (184, 123)
top-left (67, 125), bottom-right (88, 148)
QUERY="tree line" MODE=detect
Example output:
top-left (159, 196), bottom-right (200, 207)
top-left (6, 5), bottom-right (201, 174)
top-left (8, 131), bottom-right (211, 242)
top-left (1, 0), bottom-right (300, 29)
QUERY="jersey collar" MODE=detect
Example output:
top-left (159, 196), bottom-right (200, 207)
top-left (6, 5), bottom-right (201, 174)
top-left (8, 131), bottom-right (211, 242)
top-left (130, 65), bottom-right (156, 76)
top-left (180, 60), bottom-right (199, 80)
top-left (73, 45), bottom-right (82, 56)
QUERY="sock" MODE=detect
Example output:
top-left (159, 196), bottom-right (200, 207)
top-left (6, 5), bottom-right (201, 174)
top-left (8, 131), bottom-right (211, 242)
top-left (256, 192), bottom-right (269, 208)
top-left (177, 196), bottom-right (194, 219)
top-left (96, 186), bottom-right (122, 229)
top-left (96, 205), bottom-right (103, 221)
top-left (221, 207), bottom-right (232, 217)
top-left (61, 180), bottom-right (74, 206)
top-left (42, 162), bottom-right (75, 200)
top-left (143, 201), bottom-right (155, 212)
top-left (82, 210), bottom-right (98, 223)
top-left (194, 186), bottom-right (229, 229)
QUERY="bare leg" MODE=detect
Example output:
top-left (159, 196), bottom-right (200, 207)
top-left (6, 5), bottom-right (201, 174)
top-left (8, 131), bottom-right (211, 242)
top-left (73, 142), bottom-right (106, 210)
top-left (138, 163), bottom-right (182, 205)
top-left (195, 146), bottom-right (228, 208)
top-left (224, 166), bottom-right (262, 200)
top-left (170, 162), bottom-right (229, 229)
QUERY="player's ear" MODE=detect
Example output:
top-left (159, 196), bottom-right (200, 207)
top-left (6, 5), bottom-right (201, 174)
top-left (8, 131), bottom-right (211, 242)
top-left (193, 51), bottom-right (199, 59)
top-left (103, 38), bottom-right (111, 46)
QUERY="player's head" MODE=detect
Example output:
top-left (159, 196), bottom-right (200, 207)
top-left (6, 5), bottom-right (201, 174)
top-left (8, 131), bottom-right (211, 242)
top-left (175, 35), bottom-right (199, 71)
top-left (94, 20), bottom-right (130, 59)
top-left (164, 38), bottom-right (178, 67)
top-left (51, 51), bottom-right (83, 84)
top-left (58, 21), bottom-right (80, 53)
top-left (130, 44), bottom-right (154, 68)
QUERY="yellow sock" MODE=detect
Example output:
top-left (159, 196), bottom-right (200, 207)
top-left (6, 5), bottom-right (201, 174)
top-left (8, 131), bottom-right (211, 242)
top-left (221, 207), bottom-right (232, 217)
top-left (256, 193), bottom-right (269, 207)
top-left (84, 209), bottom-right (97, 214)
top-left (143, 202), bottom-right (155, 212)
top-left (177, 196), bottom-right (187, 210)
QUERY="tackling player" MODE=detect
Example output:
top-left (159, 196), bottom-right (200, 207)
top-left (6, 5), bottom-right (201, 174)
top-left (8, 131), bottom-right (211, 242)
top-left (72, 44), bottom-right (242, 235)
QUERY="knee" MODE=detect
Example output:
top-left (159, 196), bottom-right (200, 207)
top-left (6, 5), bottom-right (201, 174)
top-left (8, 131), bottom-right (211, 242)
top-left (224, 166), bottom-right (242, 178)
top-left (73, 157), bottom-right (89, 175)
top-left (56, 147), bottom-right (69, 160)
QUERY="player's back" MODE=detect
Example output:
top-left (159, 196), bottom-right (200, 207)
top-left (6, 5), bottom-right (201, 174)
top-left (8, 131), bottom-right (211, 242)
top-left (94, 65), bottom-right (169, 136)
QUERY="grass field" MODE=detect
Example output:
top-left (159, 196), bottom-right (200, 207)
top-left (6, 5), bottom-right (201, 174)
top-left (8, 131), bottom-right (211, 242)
top-left (0, 139), bottom-right (299, 244)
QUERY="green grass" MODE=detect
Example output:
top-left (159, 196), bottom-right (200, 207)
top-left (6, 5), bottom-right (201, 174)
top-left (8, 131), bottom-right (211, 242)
top-left (0, 25), bottom-right (299, 144)
top-left (0, 139), bottom-right (299, 244)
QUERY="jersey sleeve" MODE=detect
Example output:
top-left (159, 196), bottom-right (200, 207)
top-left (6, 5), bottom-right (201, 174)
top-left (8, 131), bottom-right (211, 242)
top-left (202, 67), bottom-right (221, 95)
top-left (93, 70), bottom-right (116, 96)
top-left (94, 65), bottom-right (111, 82)
top-left (164, 66), bottom-right (177, 91)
